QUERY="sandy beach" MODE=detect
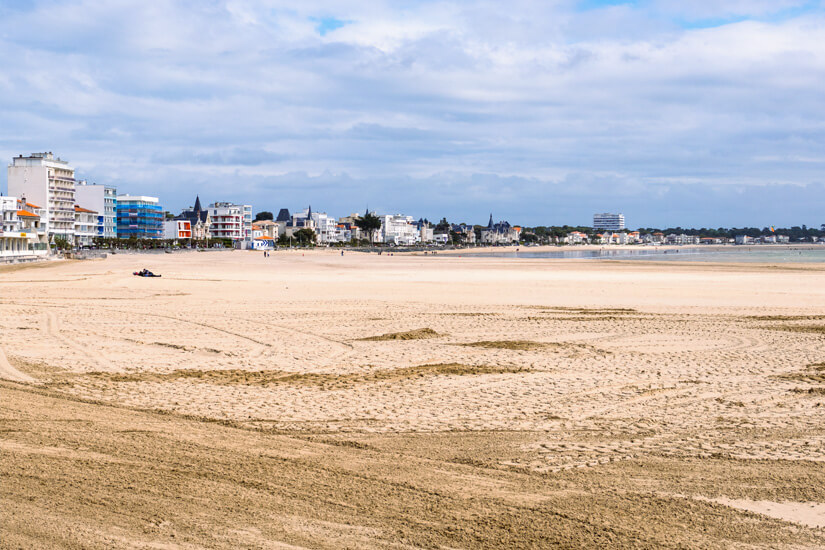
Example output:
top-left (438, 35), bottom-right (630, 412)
top-left (2, 249), bottom-right (825, 548)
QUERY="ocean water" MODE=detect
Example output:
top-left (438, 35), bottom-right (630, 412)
top-left (473, 247), bottom-right (825, 263)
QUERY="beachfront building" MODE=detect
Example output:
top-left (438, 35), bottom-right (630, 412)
top-left (242, 204), bottom-right (253, 241)
top-left (163, 219), bottom-right (192, 241)
top-left (7, 152), bottom-right (76, 242)
top-left (666, 234), bottom-right (700, 245)
top-left (273, 208), bottom-right (291, 240)
top-left (433, 233), bottom-right (449, 245)
top-left (311, 209), bottom-right (336, 244)
top-left (117, 195), bottom-right (163, 239)
top-left (566, 231), bottom-right (589, 245)
top-left (75, 181), bottom-right (117, 239)
top-left (209, 202), bottom-right (244, 241)
top-left (480, 214), bottom-right (521, 245)
top-left (74, 205), bottom-right (99, 247)
top-left (417, 219), bottom-right (434, 243)
top-left (337, 213), bottom-right (364, 242)
top-left (332, 222), bottom-right (354, 243)
top-left (379, 214), bottom-right (419, 246)
top-left (0, 197), bottom-right (49, 259)
top-left (281, 206), bottom-right (322, 243)
top-left (251, 220), bottom-right (278, 240)
top-left (451, 223), bottom-right (476, 244)
top-left (593, 213), bottom-right (625, 231)
top-left (175, 196), bottom-right (211, 241)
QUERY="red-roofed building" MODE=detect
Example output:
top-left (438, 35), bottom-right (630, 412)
top-left (74, 204), bottom-right (99, 247)
top-left (1, 196), bottom-right (49, 259)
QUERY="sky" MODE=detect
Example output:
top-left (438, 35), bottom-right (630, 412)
top-left (1, 0), bottom-right (825, 228)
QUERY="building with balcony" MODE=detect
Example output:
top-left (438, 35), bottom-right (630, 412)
top-left (7, 152), bottom-right (76, 242)
top-left (116, 195), bottom-right (163, 239)
top-left (242, 204), bottom-right (253, 241)
top-left (379, 214), bottom-right (419, 246)
top-left (75, 181), bottom-right (117, 239)
top-left (209, 202), bottom-right (244, 241)
top-left (0, 196), bottom-right (49, 259)
top-left (74, 205), bottom-right (99, 247)
top-left (593, 213), bottom-right (625, 231)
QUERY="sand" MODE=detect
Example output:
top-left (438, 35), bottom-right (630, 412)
top-left (2, 249), bottom-right (825, 548)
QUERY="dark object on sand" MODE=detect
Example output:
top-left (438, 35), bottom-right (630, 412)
top-left (134, 269), bottom-right (161, 278)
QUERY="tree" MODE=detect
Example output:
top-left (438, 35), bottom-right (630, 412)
top-left (255, 211), bottom-right (274, 221)
top-left (435, 217), bottom-right (450, 232)
top-left (354, 211), bottom-right (382, 245)
top-left (53, 236), bottom-right (71, 251)
top-left (293, 228), bottom-right (316, 246)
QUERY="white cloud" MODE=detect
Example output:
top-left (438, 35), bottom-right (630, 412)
top-left (0, 0), bottom-right (823, 225)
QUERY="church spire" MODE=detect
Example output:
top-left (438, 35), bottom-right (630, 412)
top-left (193, 195), bottom-right (202, 213)
top-left (487, 213), bottom-right (494, 229)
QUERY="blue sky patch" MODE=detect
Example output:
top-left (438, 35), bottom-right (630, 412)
top-left (312, 16), bottom-right (350, 36)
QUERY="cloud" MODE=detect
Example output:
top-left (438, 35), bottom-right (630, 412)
top-left (0, 0), bottom-right (823, 226)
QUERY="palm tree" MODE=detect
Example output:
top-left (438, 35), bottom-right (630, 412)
top-left (354, 210), bottom-right (382, 245)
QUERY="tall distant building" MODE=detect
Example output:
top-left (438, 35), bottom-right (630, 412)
top-left (75, 181), bottom-right (117, 239)
top-left (242, 204), bottom-right (253, 241)
top-left (593, 213), bottom-right (625, 231)
top-left (208, 202), bottom-right (246, 241)
top-left (116, 195), bottom-right (163, 239)
top-left (7, 152), bottom-right (76, 242)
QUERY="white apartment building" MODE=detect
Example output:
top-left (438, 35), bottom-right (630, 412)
top-left (0, 196), bottom-right (49, 259)
top-left (209, 202), bottom-right (244, 241)
top-left (379, 214), bottom-right (419, 245)
top-left (311, 210), bottom-right (336, 243)
top-left (420, 224), bottom-right (434, 243)
top-left (593, 213), bottom-right (625, 231)
top-left (8, 152), bottom-right (76, 241)
top-left (73, 205), bottom-right (99, 247)
top-left (242, 204), bottom-right (253, 241)
top-left (565, 231), bottom-right (589, 245)
top-left (666, 234), bottom-right (700, 245)
top-left (75, 181), bottom-right (117, 239)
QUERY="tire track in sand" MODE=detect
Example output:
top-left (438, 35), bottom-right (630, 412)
top-left (0, 346), bottom-right (37, 384)
top-left (45, 311), bottom-right (109, 370)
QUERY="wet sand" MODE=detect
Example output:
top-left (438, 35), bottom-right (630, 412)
top-left (2, 250), bottom-right (825, 548)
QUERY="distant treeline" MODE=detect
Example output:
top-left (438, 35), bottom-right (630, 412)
top-left (520, 225), bottom-right (825, 240)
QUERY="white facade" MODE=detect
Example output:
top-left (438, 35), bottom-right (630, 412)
top-left (666, 234), bottom-right (700, 245)
top-left (0, 196), bottom-right (49, 259)
top-left (242, 204), bottom-right (253, 241)
top-left (379, 214), bottom-right (419, 245)
top-left (74, 205), bottom-right (98, 247)
top-left (593, 213), bottom-right (625, 231)
top-left (75, 181), bottom-right (117, 239)
top-left (433, 233), bottom-right (449, 245)
top-left (565, 231), bottom-right (589, 245)
top-left (163, 220), bottom-right (192, 240)
top-left (209, 202), bottom-right (244, 241)
top-left (311, 211), bottom-right (336, 243)
top-left (8, 152), bottom-right (76, 241)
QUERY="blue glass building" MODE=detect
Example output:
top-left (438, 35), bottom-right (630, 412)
top-left (116, 195), bottom-right (163, 239)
